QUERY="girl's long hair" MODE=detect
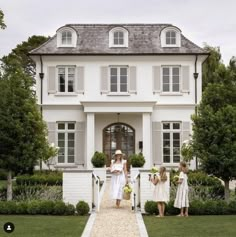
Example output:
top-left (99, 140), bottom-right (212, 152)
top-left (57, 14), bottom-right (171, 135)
top-left (180, 161), bottom-right (188, 174)
top-left (114, 154), bottom-right (123, 163)
top-left (159, 166), bottom-right (167, 182)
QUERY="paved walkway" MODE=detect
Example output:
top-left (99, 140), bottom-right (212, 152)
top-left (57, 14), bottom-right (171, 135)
top-left (90, 179), bottom-right (140, 237)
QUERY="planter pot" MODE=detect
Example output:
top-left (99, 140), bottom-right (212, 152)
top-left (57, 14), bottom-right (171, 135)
top-left (93, 167), bottom-right (106, 181)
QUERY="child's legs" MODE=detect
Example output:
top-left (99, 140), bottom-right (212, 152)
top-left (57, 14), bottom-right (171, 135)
top-left (180, 207), bottom-right (184, 215)
top-left (157, 202), bottom-right (162, 216)
top-left (184, 207), bottom-right (188, 216)
top-left (161, 202), bottom-right (165, 216)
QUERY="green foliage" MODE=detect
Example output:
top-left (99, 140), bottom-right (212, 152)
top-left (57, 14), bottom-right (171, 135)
top-left (0, 169), bottom-right (7, 180)
top-left (27, 200), bottom-right (41, 215)
top-left (16, 202), bottom-right (28, 214)
top-left (91, 151), bottom-right (106, 167)
top-left (165, 200), bottom-right (179, 215)
top-left (181, 142), bottom-right (194, 162)
top-left (53, 201), bottom-right (67, 215)
top-left (0, 9), bottom-right (6, 29)
top-left (76, 201), bottom-right (90, 215)
top-left (65, 204), bottom-right (76, 215)
top-left (129, 153), bottom-right (145, 167)
top-left (16, 171), bottom-right (62, 186)
top-left (1, 35), bottom-right (49, 77)
top-left (39, 200), bottom-right (55, 214)
top-left (144, 201), bottom-right (158, 215)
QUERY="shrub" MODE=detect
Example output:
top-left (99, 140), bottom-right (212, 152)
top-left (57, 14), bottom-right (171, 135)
top-left (189, 200), bottom-right (205, 215)
top-left (76, 201), bottom-right (90, 215)
top-left (16, 202), bottom-right (28, 214)
top-left (129, 153), bottom-right (145, 167)
top-left (0, 169), bottom-right (7, 180)
top-left (16, 171), bottom-right (62, 186)
top-left (40, 200), bottom-right (55, 214)
top-left (0, 201), bottom-right (17, 214)
top-left (91, 151), bottom-right (106, 168)
top-left (165, 200), bottom-right (179, 215)
top-left (228, 200), bottom-right (236, 214)
top-left (144, 201), bottom-right (158, 215)
top-left (27, 200), bottom-right (41, 215)
top-left (53, 201), bottom-right (66, 215)
top-left (65, 204), bottom-right (76, 215)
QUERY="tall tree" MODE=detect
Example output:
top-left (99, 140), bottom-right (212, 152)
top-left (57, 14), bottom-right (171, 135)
top-left (0, 9), bottom-right (6, 29)
top-left (192, 66), bottom-right (236, 202)
top-left (202, 44), bottom-right (223, 90)
top-left (0, 64), bottom-right (51, 200)
top-left (1, 35), bottom-right (49, 77)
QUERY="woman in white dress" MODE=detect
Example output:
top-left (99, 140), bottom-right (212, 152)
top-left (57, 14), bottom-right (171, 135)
top-left (151, 166), bottom-right (168, 217)
top-left (110, 150), bottom-right (128, 208)
top-left (174, 161), bottom-right (189, 216)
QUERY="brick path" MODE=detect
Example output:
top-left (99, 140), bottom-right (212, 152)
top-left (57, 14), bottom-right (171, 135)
top-left (90, 179), bottom-right (140, 237)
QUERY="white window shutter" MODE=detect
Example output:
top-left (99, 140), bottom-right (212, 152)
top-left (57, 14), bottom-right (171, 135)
top-left (182, 121), bottom-right (191, 143)
top-left (76, 66), bottom-right (84, 94)
top-left (75, 122), bottom-right (85, 166)
top-left (129, 66), bottom-right (137, 94)
top-left (152, 122), bottom-right (162, 165)
top-left (182, 66), bottom-right (190, 93)
top-left (47, 122), bottom-right (57, 165)
top-left (153, 66), bottom-right (161, 93)
top-left (47, 67), bottom-right (56, 94)
top-left (100, 66), bottom-right (109, 94)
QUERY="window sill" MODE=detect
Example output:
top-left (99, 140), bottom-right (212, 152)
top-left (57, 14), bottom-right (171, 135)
top-left (107, 93), bottom-right (131, 96)
top-left (160, 92), bottom-right (183, 96)
top-left (109, 45), bottom-right (128, 48)
top-left (54, 164), bottom-right (78, 168)
top-left (54, 93), bottom-right (78, 96)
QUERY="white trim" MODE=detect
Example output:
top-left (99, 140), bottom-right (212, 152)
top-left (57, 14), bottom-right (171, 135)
top-left (57, 27), bottom-right (77, 48)
top-left (109, 27), bottom-right (129, 48)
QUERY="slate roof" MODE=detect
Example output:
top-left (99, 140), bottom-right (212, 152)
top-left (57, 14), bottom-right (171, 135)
top-left (30, 24), bottom-right (208, 55)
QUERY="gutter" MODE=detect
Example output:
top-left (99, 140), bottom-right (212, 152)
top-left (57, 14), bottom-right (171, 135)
top-left (39, 55), bottom-right (44, 116)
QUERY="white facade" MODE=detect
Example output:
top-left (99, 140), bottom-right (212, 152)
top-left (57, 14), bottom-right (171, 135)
top-left (31, 24), bottom-right (208, 171)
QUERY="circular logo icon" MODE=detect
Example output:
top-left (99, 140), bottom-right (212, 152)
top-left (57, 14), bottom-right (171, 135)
top-left (3, 222), bottom-right (15, 233)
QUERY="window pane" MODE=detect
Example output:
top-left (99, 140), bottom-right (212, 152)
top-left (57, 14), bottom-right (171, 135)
top-left (171, 38), bottom-right (176, 44)
top-left (163, 123), bottom-right (170, 130)
top-left (163, 75), bottom-right (169, 84)
top-left (68, 141), bottom-right (74, 147)
top-left (58, 133), bottom-right (65, 140)
top-left (68, 133), bottom-right (75, 140)
top-left (163, 68), bottom-right (169, 75)
top-left (163, 84), bottom-right (169, 92)
top-left (58, 156), bottom-right (65, 163)
top-left (114, 32), bottom-right (119, 38)
top-left (172, 76), bottom-right (179, 84)
top-left (166, 38), bottom-right (171, 44)
top-left (173, 132), bottom-right (180, 140)
top-left (68, 147), bottom-right (74, 155)
top-left (111, 84), bottom-right (117, 92)
top-left (171, 31), bottom-right (176, 37)
top-left (163, 133), bottom-right (170, 139)
top-left (58, 141), bottom-right (64, 147)
top-left (68, 156), bottom-right (74, 163)
top-left (173, 84), bottom-right (179, 92)
top-left (173, 156), bottom-right (180, 163)
top-left (111, 76), bottom-right (117, 84)
top-left (120, 68), bottom-right (127, 75)
top-left (164, 156), bottom-right (170, 163)
top-left (58, 148), bottom-right (65, 156)
top-left (111, 68), bottom-right (117, 75)
top-left (114, 38), bottom-right (119, 45)
top-left (173, 67), bottom-right (179, 75)
top-left (58, 123), bottom-right (65, 130)
top-left (120, 84), bottom-right (127, 92)
top-left (166, 32), bottom-right (171, 38)
top-left (173, 123), bottom-right (180, 129)
top-left (120, 75), bottom-right (127, 84)
top-left (68, 123), bottom-right (75, 130)
top-left (119, 38), bottom-right (124, 45)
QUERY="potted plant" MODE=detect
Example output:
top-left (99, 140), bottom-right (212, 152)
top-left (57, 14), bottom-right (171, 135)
top-left (129, 153), bottom-right (145, 180)
top-left (91, 151), bottom-right (106, 181)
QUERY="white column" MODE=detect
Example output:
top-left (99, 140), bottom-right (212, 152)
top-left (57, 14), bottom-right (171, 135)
top-left (142, 113), bottom-right (151, 169)
top-left (86, 113), bottom-right (95, 169)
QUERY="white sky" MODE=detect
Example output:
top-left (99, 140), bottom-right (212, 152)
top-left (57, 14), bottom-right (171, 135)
top-left (0, 0), bottom-right (235, 64)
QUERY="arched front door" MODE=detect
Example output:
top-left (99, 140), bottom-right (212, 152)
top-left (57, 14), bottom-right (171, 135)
top-left (103, 123), bottom-right (135, 169)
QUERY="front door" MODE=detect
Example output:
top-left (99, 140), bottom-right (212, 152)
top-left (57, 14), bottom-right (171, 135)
top-left (103, 123), bottom-right (135, 170)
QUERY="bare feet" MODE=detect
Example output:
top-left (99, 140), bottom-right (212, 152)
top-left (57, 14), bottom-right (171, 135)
top-left (177, 214), bottom-right (184, 217)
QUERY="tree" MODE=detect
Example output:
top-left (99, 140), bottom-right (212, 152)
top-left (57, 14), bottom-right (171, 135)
top-left (192, 66), bottom-right (236, 202)
top-left (0, 64), bottom-right (51, 200)
top-left (0, 9), bottom-right (6, 29)
top-left (1, 35), bottom-right (49, 77)
top-left (202, 44), bottom-right (223, 90)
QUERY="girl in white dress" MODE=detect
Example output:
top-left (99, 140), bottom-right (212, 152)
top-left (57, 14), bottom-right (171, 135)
top-left (174, 161), bottom-right (189, 216)
top-left (151, 167), bottom-right (168, 217)
top-left (110, 150), bottom-right (128, 208)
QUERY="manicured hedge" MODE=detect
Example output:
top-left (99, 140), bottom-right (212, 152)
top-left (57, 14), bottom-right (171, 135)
top-left (144, 200), bottom-right (236, 215)
top-left (0, 200), bottom-right (86, 215)
top-left (16, 171), bottom-right (62, 186)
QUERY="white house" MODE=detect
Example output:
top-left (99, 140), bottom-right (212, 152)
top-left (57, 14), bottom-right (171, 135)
top-left (30, 24), bottom-right (208, 171)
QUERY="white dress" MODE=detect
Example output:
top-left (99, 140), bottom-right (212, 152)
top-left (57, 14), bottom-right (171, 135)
top-left (111, 160), bottom-right (126, 200)
top-left (174, 171), bottom-right (189, 208)
top-left (153, 174), bottom-right (168, 203)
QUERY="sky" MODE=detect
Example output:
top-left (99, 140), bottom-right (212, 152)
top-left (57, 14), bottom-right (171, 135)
top-left (0, 0), bottom-right (236, 64)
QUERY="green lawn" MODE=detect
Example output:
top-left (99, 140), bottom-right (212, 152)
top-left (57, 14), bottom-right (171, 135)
top-left (143, 215), bottom-right (236, 237)
top-left (0, 215), bottom-right (88, 237)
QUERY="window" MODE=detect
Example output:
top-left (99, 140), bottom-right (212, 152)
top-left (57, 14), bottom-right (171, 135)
top-left (166, 31), bottom-right (176, 45)
top-left (109, 27), bottom-right (128, 47)
top-left (58, 67), bottom-right (75, 92)
top-left (162, 122), bottom-right (181, 163)
top-left (114, 31), bottom-right (124, 45)
top-left (61, 31), bottom-right (72, 45)
top-left (162, 66), bottom-right (180, 92)
top-left (57, 122), bottom-right (75, 164)
top-left (110, 67), bottom-right (128, 93)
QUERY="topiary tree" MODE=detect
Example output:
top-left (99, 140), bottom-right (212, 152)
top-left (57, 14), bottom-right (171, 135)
top-left (91, 151), bottom-right (106, 167)
top-left (129, 153), bottom-right (145, 167)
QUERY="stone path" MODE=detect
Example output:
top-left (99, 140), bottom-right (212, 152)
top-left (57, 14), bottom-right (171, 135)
top-left (90, 179), bottom-right (140, 237)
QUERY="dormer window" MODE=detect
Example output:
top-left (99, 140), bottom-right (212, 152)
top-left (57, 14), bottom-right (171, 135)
top-left (57, 26), bottom-right (77, 48)
top-left (62, 31), bottom-right (72, 45)
top-left (160, 26), bottom-right (181, 47)
top-left (166, 31), bottom-right (176, 45)
top-left (109, 27), bottom-right (128, 48)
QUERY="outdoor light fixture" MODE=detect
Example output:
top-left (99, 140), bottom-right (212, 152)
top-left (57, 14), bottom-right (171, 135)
top-left (39, 72), bottom-right (44, 79)
top-left (193, 72), bottom-right (199, 79)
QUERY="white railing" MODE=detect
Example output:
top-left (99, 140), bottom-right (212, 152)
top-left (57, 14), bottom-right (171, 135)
top-left (131, 172), bottom-right (141, 211)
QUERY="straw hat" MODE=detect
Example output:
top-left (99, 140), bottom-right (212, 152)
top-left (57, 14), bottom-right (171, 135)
top-left (114, 150), bottom-right (123, 156)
